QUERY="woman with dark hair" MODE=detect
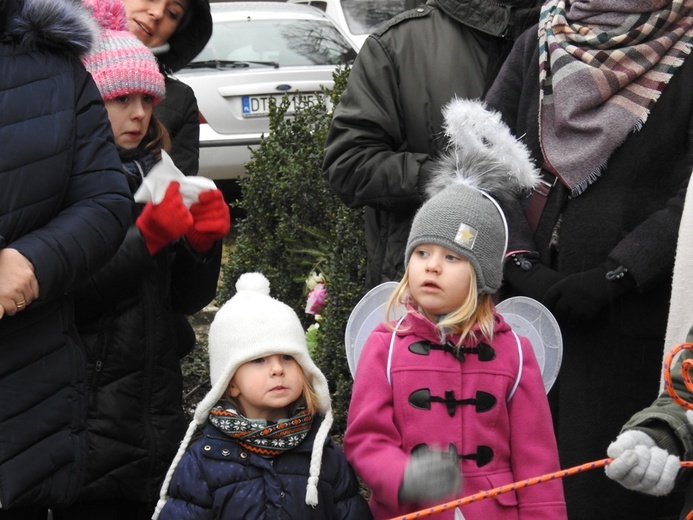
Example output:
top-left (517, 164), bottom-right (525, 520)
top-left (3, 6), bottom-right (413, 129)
top-left (485, 1), bottom-right (693, 517)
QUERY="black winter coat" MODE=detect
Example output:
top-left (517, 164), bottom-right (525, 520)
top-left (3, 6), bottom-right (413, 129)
top-left (156, 77), bottom-right (201, 176)
top-left (0, 0), bottom-right (132, 509)
top-left (485, 27), bottom-right (693, 520)
top-left (159, 419), bottom-right (372, 520)
top-left (323, 0), bottom-right (541, 289)
top-left (72, 150), bottom-right (222, 504)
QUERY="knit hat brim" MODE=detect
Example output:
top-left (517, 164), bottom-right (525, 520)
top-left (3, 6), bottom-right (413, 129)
top-left (81, 0), bottom-right (165, 104)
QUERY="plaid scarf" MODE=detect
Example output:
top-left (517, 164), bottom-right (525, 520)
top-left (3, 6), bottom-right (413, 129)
top-left (538, 0), bottom-right (693, 196)
top-left (209, 401), bottom-right (313, 458)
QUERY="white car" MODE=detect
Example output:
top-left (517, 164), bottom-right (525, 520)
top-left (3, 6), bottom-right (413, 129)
top-left (288, 0), bottom-right (411, 48)
top-left (174, 2), bottom-right (358, 185)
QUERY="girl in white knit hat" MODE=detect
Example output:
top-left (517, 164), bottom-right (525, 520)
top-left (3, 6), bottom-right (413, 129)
top-left (153, 272), bottom-right (371, 520)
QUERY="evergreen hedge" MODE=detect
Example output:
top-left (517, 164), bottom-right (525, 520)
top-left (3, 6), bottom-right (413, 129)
top-left (219, 66), bottom-right (367, 434)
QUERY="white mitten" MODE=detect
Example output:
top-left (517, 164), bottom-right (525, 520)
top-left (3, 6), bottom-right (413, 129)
top-left (605, 430), bottom-right (680, 496)
top-left (686, 410), bottom-right (693, 426)
top-left (399, 446), bottom-right (461, 502)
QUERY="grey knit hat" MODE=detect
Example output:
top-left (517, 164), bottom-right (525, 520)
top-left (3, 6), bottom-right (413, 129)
top-left (406, 183), bottom-right (508, 293)
top-left (405, 98), bottom-right (541, 294)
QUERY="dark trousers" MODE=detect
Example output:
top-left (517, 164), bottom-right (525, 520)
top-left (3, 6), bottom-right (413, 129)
top-left (0, 509), bottom-right (46, 520)
top-left (52, 500), bottom-right (155, 520)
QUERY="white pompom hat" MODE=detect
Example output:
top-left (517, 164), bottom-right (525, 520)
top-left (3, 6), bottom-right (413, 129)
top-left (153, 273), bottom-right (333, 518)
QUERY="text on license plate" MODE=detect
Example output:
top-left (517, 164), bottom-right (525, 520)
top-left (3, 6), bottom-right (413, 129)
top-left (242, 93), bottom-right (322, 118)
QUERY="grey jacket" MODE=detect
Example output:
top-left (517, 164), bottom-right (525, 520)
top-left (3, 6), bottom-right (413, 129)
top-left (322, 0), bottom-right (540, 289)
top-left (622, 336), bottom-right (693, 520)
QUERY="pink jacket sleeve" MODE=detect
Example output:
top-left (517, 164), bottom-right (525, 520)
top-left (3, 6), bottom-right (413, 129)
top-left (510, 335), bottom-right (567, 520)
top-left (343, 327), bottom-right (409, 514)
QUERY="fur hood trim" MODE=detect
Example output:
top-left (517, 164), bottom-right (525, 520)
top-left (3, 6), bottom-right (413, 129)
top-left (9, 0), bottom-right (99, 58)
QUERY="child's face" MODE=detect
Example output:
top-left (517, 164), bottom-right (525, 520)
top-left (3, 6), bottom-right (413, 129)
top-left (124, 0), bottom-right (189, 48)
top-left (227, 354), bottom-right (304, 422)
top-left (408, 243), bottom-right (472, 321)
top-left (104, 94), bottom-right (154, 149)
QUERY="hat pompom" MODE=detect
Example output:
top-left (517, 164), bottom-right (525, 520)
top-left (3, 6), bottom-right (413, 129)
top-left (82, 0), bottom-right (128, 32)
top-left (236, 272), bottom-right (271, 296)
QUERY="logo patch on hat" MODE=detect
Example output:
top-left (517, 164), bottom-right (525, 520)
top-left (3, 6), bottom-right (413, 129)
top-left (454, 223), bottom-right (477, 249)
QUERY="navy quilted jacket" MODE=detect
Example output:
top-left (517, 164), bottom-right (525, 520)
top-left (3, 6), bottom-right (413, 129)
top-left (0, 0), bottom-right (131, 509)
top-left (159, 419), bottom-right (372, 520)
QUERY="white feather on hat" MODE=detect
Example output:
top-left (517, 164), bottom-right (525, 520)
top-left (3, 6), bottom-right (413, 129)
top-left (426, 98), bottom-right (540, 198)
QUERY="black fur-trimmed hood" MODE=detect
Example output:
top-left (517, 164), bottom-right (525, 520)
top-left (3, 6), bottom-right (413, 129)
top-left (155, 0), bottom-right (211, 72)
top-left (2, 0), bottom-right (98, 57)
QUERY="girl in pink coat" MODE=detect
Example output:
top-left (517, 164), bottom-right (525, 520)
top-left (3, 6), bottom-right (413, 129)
top-left (343, 99), bottom-right (567, 520)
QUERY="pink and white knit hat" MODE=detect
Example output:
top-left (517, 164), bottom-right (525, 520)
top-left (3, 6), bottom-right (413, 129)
top-left (81, 0), bottom-right (165, 104)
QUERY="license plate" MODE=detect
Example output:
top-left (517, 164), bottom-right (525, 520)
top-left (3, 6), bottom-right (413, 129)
top-left (242, 93), bottom-right (322, 118)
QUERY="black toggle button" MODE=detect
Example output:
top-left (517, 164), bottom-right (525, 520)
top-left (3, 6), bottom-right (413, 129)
top-left (408, 388), bottom-right (497, 416)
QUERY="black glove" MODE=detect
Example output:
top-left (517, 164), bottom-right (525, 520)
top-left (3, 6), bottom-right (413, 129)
top-left (399, 446), bottom-right (461, 503)
top-left (543, 261), bottom-right (635, 324)
top-left (503, 253), bottom-right (564, 301)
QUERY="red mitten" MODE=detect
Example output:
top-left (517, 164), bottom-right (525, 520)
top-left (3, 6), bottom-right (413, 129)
top-left (185, 189), bottom-right (231, 252)
top-left (136, 182), bottom-right (193, 255)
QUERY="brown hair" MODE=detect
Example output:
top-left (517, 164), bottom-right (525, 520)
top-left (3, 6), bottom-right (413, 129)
top-left (142, 114), bottom-right (171, 156)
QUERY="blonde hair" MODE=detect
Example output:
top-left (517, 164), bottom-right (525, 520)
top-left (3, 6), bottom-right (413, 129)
top-left (386, 262), bottom-right (496, 346)
top-left (143, 115), bottom-right (171, 156)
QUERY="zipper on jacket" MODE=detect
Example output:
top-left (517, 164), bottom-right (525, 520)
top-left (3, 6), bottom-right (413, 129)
top-left (87, 329), bottom-right (107, 408)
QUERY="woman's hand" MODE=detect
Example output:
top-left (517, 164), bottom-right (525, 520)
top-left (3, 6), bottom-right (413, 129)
top-left (0, 248), bottom-right (39, 318)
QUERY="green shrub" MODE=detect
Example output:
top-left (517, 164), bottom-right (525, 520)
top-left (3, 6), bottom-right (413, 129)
top-left (219, 66), bottom-right (366, 435)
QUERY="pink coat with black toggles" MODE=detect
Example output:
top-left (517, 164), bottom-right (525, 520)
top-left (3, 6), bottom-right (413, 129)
top-left (344, 310), bottom-right (567, 520)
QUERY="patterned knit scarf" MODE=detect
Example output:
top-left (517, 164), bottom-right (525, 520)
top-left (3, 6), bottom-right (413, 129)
top-left (209, 401), bottom-right (313, 457)
top-left (538, 0), bottom-right (693, 196)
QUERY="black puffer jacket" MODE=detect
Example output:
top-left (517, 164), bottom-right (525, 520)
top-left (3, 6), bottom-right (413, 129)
top-left (72, 148), bottom-right (222, 505)
top-left (153, 0), bottom-right (212, 176)
top-left (160, 419), bottom-right (371, 520)
top-left (0, 0), bottom-right (131, 509)
top-left (323, 0), bottom-right (541, 289)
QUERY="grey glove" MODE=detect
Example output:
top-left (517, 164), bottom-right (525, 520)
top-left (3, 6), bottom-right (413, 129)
top-left (605, 430), bottom-right (680, 496)
top-left (399, 446), bottom-right (461, 502)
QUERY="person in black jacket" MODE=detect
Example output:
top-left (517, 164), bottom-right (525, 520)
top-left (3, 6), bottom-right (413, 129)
top-left (484, 0), bottom-right (693, 517)
top-left (322, 0), bottom-right (542, 290)
top-left (52, 1), bottom-right (230, 518)
top-left (0, 0), bottom-right (132, 517)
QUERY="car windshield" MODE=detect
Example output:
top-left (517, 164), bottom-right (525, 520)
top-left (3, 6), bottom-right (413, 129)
top-left (341, 0), bottom-right (407, 36)
top-left (188, 19), bottom-right (357, 69)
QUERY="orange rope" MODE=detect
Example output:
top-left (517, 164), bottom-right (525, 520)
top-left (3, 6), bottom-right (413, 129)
top-left (663, 343), bottom-right (693, 520)
top-left (387, 458), bottom-right (693, 520)
top-left (663, 342), bottom-right (693, 410)
top-left (386, 459), bottom-right (611, 520)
